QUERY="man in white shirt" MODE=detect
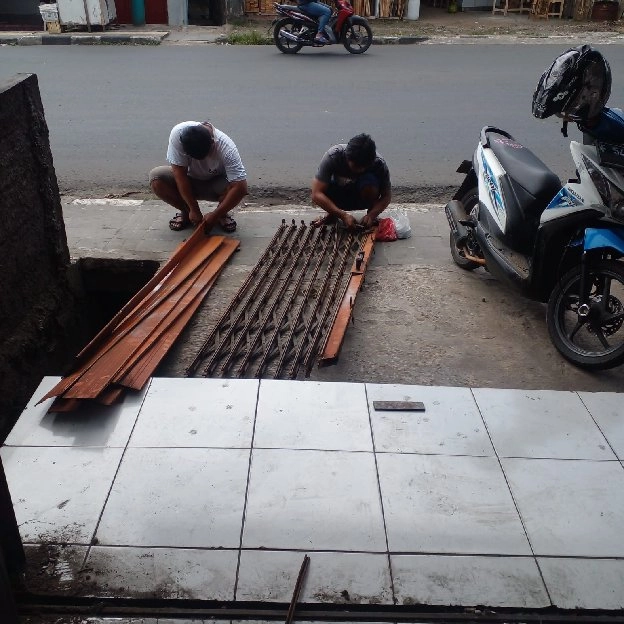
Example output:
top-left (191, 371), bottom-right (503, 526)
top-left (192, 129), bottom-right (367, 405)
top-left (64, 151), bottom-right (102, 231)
top-left (149, 121), bottom-right (248, 232)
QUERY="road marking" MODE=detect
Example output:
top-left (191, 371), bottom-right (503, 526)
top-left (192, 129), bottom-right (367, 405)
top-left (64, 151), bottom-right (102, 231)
top-left (72, 198), bottom-right (144, 206)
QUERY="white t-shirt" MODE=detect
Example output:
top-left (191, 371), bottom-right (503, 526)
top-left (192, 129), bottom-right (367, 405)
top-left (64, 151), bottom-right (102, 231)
top-left (166, 121), bottom-right (247, 182)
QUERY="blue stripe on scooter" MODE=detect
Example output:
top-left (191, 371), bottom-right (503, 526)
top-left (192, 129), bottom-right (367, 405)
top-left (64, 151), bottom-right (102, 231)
top-left (584, 227), bottom-right (624, 254)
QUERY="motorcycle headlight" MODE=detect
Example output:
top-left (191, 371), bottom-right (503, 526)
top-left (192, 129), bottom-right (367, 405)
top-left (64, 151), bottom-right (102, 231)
top-left (582, 154), bottom-right (611, 206)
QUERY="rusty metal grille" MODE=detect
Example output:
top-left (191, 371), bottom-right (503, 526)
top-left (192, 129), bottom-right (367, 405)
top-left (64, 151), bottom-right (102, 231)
top-left (186, 220), bottom-right (369, 380)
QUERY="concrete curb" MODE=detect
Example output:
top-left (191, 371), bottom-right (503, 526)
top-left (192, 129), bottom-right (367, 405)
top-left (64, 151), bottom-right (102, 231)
top-left (0, 33), bottom-right (429, 46)
top-left (0, 32), bottom-right (167, 46)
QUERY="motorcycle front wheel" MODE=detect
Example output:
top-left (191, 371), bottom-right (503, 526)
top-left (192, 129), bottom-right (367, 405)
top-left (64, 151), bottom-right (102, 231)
top-left (342, 17), bottom-right (372, 54)
top-left (547, 260), bottom-right (624, 370)
top-left (274, 17), bottom-right (304, 54)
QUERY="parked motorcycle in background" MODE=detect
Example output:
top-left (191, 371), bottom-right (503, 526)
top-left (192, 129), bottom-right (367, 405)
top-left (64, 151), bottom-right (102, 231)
top-left (272, 0), bottom-right (372, 54)
top-left (445, 45), bottom-right (624, 370)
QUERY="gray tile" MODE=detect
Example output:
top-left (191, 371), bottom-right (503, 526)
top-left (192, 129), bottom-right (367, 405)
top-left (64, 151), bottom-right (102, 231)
top-left (503, 458), bottom-right (624, 557)
top-left (129, 378), bottom-right (258, 448)
top-left (84, 546), bottom-right (237, 600)
top-left (4, 376), bottom-right (146, 448)
top-left (473, 388), bottom-right (614, 460)
top-left (578, 391), bottom-right (624, 459)
top-left (96, 448), bottom-right (249, 548)
top-left (378, 454), bottom-right (530, 555)
top-left (0, 446), bottom-right (123, 544)
top-left (255, 380), bottom-right (372, 451)
top-left (243, 449), bottom-right (386, 551)
top-left (367, 383), bottom-right (493, 456)
top-left (392, 554), bottom-right (549, 607)
top-left (237, 550), bottom-right (392, 603)
top-left (539, 557), bottom-right (624, 609)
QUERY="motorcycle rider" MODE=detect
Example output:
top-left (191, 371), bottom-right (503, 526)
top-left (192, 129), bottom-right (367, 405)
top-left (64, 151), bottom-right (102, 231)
top-left (311, 133), bottom-right (392, 229)
top-left (296, 0), bottom-right (332, 44)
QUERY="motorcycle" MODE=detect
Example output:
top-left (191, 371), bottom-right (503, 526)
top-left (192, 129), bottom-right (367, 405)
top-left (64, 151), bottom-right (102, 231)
top-left (445, 115), bottom-right (624, 370)
top-left (272, 0), bottom-right (372, 54)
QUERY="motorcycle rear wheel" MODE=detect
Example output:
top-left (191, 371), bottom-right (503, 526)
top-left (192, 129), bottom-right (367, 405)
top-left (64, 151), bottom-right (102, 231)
top-left (547, 260), bottom-right (624, 370)
top-left (450, 186), bottom-right (481, 271)
top-left (274, 17), bottom-right (304, 54)
top-left (342, 17), bottom-right (372, 54)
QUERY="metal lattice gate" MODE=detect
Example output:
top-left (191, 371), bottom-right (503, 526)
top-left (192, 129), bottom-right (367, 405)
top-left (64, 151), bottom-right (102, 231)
top-left (186, 221), bottom-right (372, 379)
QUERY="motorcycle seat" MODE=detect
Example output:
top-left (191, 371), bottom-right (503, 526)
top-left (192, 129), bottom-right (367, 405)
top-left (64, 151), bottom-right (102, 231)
top-left (487, 131), bottom-right (561, 211)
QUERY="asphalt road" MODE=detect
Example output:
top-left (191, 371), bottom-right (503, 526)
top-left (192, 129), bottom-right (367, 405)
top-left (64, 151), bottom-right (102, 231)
top-left (3, 43), bottom-right (624, 198)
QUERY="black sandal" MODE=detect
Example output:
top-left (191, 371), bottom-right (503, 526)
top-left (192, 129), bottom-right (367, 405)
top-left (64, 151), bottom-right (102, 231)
top-left (219, 214), bottom-right (237, 233)
top-left (169, 213), bottom-right (191, 231)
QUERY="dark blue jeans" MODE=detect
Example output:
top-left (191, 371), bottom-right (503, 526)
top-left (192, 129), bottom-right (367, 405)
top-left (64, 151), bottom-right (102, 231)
top-left (298, 1), bottom-right (331, 33)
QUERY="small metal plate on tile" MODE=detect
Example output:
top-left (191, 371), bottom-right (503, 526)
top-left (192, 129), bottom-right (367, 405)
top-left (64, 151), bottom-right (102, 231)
top-left (373, 401), bottom-right (425, 412)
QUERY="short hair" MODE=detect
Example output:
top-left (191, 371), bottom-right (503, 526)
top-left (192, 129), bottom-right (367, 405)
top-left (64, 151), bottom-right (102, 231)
top-left (180, 124), bottom-right (214, 160)
top-left (345, 133), bottom-right (377, 168)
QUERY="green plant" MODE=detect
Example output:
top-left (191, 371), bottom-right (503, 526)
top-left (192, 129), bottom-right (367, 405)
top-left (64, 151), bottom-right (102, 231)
top-left (226, 30), bottom-right (272, 44)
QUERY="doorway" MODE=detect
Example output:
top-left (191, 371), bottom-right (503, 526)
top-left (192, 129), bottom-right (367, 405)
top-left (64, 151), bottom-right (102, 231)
top-left (188, 0), bottom-right (226, 25)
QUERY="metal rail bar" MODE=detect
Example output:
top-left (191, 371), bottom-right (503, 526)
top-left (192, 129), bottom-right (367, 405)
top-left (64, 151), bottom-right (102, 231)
top-left (199, 222), bottom-right (299, 377)
top-left (236, 224), bottom-right (316, 378)
top-left (262, 226), bottom-right (334, 379)
top-left (15, 594), bottom-right (624, 622)
top-left (284, 227), bottom-right (345, 380)
top-left (299, 231), bottom-right (357, 378)
top-left (185, 223), bottom-right (288, 376)
top-left (213, 223), bottom-right (308, 377)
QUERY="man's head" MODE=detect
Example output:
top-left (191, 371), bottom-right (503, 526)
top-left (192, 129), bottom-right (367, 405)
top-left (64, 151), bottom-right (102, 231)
top-left (180, 124), bottom-right (214, 160)
top-left (345, 133), bottom-right (377, 172)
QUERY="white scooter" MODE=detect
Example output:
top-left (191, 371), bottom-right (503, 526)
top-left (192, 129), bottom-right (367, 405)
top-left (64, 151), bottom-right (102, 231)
top-left (445, 114), bottom-right (624, 370)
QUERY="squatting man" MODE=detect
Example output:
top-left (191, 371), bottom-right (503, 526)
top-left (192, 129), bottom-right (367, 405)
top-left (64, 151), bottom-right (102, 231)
top-left (311, 133), bottom-right (392, 229)
top-left (149, 121), bottom-right (248, 233)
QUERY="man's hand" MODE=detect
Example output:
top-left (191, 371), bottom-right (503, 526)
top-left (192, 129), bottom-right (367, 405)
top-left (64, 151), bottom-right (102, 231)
top-left (202, 211), bottom-right (218, 233)
top-left (189, 207), bottom-right (203, 226)
top-left (341, 212), bottom-right (358, 230)
top-left (360, 213), bottom-right (377, 229)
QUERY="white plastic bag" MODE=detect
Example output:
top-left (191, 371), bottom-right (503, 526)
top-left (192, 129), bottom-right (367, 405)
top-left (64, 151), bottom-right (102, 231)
top-left (386, 208), bottom-right (412, 239)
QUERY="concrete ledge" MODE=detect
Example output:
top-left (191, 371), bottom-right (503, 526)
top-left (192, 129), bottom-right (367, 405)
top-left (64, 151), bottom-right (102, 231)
top-left (0, 31), bottom-right (168, 46)
top-left (373, 35), bottom-right (429, 45)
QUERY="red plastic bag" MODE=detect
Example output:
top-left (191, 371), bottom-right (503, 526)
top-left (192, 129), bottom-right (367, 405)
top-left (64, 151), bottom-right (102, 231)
top-left (375, 217), bottom-right (397, 242)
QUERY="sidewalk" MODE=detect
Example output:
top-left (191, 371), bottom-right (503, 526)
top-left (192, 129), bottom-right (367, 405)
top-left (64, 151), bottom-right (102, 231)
top-left (2, 198), bottom-right (624, 621)
top-left (1, 6), bottom-right (623, 46)
top-left (3, 375), bottom-right (624, 617)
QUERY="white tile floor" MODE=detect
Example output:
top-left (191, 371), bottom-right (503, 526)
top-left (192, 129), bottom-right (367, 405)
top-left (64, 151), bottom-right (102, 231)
top-left (4, 378), bottom-right (624, 610)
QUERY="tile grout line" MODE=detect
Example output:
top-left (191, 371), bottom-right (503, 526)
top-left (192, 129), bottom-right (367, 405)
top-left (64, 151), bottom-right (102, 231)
top-left (364, 383), bottom-right (397, 606)
top-left (79, 380), bottom-right (153, 570)
top-left (576, 392), bottom-right (623, 464)
top-left (232, 378), bottom-right (261, 600)
top-left (469, 387), bottom-right (554, 607)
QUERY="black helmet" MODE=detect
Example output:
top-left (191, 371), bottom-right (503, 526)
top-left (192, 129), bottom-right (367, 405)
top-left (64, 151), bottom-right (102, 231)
top-left (532, 45), bottom-right (611, 123)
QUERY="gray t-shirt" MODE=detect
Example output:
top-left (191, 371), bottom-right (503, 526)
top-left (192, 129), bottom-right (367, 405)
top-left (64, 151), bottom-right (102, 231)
top-left (166, 121), bottom-right (247, 182)
top-left (316, 144), bottom-right (391, 194)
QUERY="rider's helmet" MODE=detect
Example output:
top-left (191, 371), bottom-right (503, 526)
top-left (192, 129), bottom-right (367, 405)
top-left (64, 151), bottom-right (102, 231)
top-left (532, 44), bottom-right (611, 124)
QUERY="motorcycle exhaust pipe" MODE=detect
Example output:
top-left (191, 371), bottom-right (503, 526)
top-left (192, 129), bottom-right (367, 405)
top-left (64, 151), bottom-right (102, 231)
top-left (445, 200), bottom-right (471, 244)
top-left (279, 29), bottom-right (300, 42)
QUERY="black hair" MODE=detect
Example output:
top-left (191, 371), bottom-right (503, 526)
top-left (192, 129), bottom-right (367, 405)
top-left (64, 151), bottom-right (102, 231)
top-left (180, 124), bottom-right (214, 160)
top-left (345, 133), bottom-right (377, 168)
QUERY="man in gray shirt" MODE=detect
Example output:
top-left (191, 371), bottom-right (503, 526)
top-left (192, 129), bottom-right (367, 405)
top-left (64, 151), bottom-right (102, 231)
top-left (149, 121), bottom-right (248, 232)
top-left (311, 133), bottom-right (391, 230)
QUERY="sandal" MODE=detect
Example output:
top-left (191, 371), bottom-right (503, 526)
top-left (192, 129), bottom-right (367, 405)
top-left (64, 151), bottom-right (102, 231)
top-left (219, 214), bottom-right (237, 233)
top-left (169, 212), bottom-right (191, 231)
